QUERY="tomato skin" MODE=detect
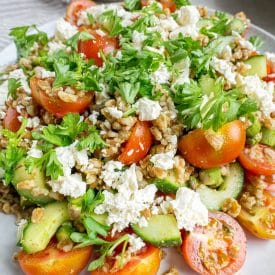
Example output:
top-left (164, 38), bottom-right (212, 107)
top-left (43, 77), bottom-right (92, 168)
top-left (263, 73), bottom-right (275, 83)
top-left (92, 245), bottom-right (161, 275)
top-left (179, 120), bottom-right (246, 169)
top-left (3, 107), bottom-right (21, 132)
top-left (239, 144), bottom-right (275, 176)
top-left (66, 0), bottom-right (96, 25)
top-left (78, 29), bottom-right (118, 67)
top-left (141, 0), bottom-right (177, 12)
top-left (18, 243), bottom-right (93, 275)
top-left (238, 191), bottom-right (275, 239)
top-left (118, 121), bottom-right (153, 165)
top-left (30, 77), bottom-right (93, 118)
top-left (182, 212), bottom-right (246, 275)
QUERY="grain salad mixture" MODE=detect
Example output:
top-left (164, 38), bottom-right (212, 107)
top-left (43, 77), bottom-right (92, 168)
top-left (0, 0), bottom-right (274, 274)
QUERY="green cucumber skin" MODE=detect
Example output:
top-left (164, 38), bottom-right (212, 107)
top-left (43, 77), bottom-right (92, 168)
top-left (132, 214), bottom-right (182, 247)
top-left (244, 55), bottom-right (267, 78)
top-left (197, 163), bottom-right (244, 211)
top-left (21, 202), bottom-right (69, 254)
top-left (154, 178), bottom-right (179, 194)
top-left (261, 128), bottom-right (275, 148)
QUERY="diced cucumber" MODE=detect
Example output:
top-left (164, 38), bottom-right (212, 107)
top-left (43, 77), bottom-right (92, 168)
top-left (227, 18), bottom-right (246, 34)
top-left (196, 163), bottom-right (244, 211)
top-left (197, 18), bottom-right (213, 29)
top-left (21, 202), bottom-right (69, 254)
top-left (244, 55), bottom-right (267, 78)
top-left (199, 167), bottom-right (223, 188)
top-left (132, 214), bottom-right (182, 247)
top-left (261, 128), bottom-right (275, 147)
top-left (13, 161), bottom-right (54, 205)
top-left (56, 222), bottom-right (74, 242)
top-left (199, 76), bottom-right (215, 96)
top-left (246, 115), bottom-right (261, 138)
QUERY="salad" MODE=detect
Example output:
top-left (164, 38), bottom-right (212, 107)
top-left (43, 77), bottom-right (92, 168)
top-left (0, 0), bottom-right (274, 274)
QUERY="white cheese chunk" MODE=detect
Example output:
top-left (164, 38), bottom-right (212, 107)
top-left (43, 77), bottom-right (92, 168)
top-left (134, 97), bottom-right (162, 121)
top-left (27, 141), bottom-right (43, 159)
top-left (55, 18), bottom-right (78, 42)
top-left (150, 151), bottom-right (175, 170)
top-left (151, 64), bottom-right (171, 85)
top-left (0, 81), bottom-right (8, 109)
top-left (100, 160), bottom-right (124, 189)
top-left (48, 41), bottom-right (66, 55)
top-left (105, 106), bottom-right (123, 119)
top-left (128, 234), bottom-right (145, 254)
top-left (48, 173), bottom-right (86, 198)
top-left (171, 187), bottom-right (208, 231)
top-left (34, 67), bottom-right (55, 79)
top-left (132, 30), bottom-right (147, 49)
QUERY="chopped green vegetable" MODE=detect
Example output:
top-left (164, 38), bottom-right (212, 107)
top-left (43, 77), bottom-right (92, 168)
top-left (124, 0), bottom-right (141, 11)
top-left (66, 31), bottom-right (94, 51)
top-left (8, 78), bottom-right (21, 99)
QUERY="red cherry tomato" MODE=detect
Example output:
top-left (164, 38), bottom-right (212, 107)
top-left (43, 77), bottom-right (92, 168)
top-left (78, 28), bottom-right (118, 67)
top-left (30, 77), bottom-right (93, 118)
top-left (263, 73), bottom-right (275, 83)
top-left (118, 120), bottom-right (153, 165)
top-left (239, 144), bottom-right (275, 176)
top-left (3, 107), bottom-right (21, 132)
top-left (66, 0), bottom-right (96, 25)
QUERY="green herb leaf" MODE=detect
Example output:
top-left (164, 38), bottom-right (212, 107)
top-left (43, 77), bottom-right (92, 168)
top-left (175, 0), bottom-right (191, 7)
top-left (124, 0), bottom-right (141, 11)
top-left (99, 10), bottom-right (124, 37)
top-left (9, 25), bottom-right (48, 58)
top-left (67, 31), bottom-right (94, 51)
top-left (8, 78), bottom-right (21, 99)
top-left (249, 36), bottom-right (264, 50)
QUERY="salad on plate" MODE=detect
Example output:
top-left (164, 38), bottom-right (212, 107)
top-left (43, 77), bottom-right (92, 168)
top-left (0, 0), bottom-right (274, 274)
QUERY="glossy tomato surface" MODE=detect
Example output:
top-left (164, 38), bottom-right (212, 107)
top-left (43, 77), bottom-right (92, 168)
top-left (30, 77), bottom-right (93, 117)
top-left (92, 245), bottom-right (161, 275)
top-left (182, 212), bottom-right (246, 275)
top-left (3, 107), bottom-right (21, 132)
top-left (78, 28), bottom-right (118, 67)
top-left (118, 120), bottom-right (153, 165)
top-left (239, 144), bottom-right (275, 176)
top-left (179, 120), bottom-right (246, 169)
top-left (18, 243), bottom-right (92, 275)
top-left (66, 0), bottom-right (95, 25)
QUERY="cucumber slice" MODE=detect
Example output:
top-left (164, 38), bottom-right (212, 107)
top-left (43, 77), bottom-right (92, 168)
top-left (13, 161), bottom-right (54, 205)
top-left (56, 222), bottom-right (74, 242)
top-left (196, 163), bottom-right (244, 211)
top-left (199, 76), bottom-right (215, 96)
top-left (244, 55), bottom-right (267, 78)
top-left (228, 18), bottom-right (246, 34)
top-left (21, 202), bottom-right (69, 253)
top-left (261, 128), bottom-right (275, 147)
top-left (132, 214), bottom-right (182, 247)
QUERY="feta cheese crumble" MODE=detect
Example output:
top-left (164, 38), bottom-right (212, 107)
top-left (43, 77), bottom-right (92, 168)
top-left (100, 160), bottom-right (124, 189)
top-left (48, 173), bottom-right (86, 198)
top-left (128, 234), bottom-right (145, 254)
top-left (134, 97), bottom-right (162, 121)
top-left (132, 30), bottom-right (147, 49)
top-left (27, 141), bottom-right (43, 159)
top-left (150, 151), bottom-right (176, 170)
top-left (48, 41), bottom-right (66, 55)
top-left (56, 18), bottom-right (78, 42)
top-left (170, 187), bottom-right (208, 231)
top-left (151, 64), bottom-right (171, 84)
top-left (105, 106), bottom-right (123, 119)
top-left (34, 67), bottom-right (55, 79)
top-left (0, 80), bottom-right (8, 109)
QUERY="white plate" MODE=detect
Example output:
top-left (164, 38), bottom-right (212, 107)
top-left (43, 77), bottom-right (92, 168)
top-left (1, 19), bottom-right (275, 275)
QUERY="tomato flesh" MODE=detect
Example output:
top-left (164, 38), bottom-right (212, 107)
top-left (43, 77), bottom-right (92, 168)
top-left (263, 73), bottom-right (275, 83)
top-left (18, 243), bottom-right (93, 275)
top-left (118, 121), bottom-right (153, 165)
top-left (30, 77), bottom-right (93, 118)
top-left (66, 0), bottom-right (96, 25)
top-left (78, 28), bottom-right (118, 67)
top-left (92, 245), bottom-right (161, 275)
top-left (182, 212), bottom-right (246, 275)
top-left (3, 107), bottom-right (21, 132)
top-left (239, 144), bottom-right (275, 176)
top-left (179, 120), bottom-right (246, 169)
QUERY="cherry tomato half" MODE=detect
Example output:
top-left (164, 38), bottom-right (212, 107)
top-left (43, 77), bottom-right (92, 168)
top-left (66, 0), bottom-right (96, 25)
top-left (92, 245), bottom-right (161, 275)
top-left (78, 28), bottom-right (119, 67)
top-left (30, 77), bottom-right (93, 118)
top-left (182, 211), bottom-right (246, 275)
top-left (18, 242), bottom-right (93, 275)
top-left (141, 0), bottom-right (177, 12)
top-left (179, 120), bottom-right (246, 169)
top-left (118, 120), bottom-right (153, 165)
top-left (3, 107), bottom-right (21, 132)
top-left (239, 144), bottom-right (275, 176)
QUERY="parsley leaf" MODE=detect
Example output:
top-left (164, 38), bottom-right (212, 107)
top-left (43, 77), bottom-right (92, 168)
top-left (124, 0), bottom-right (141, 11)
top-left (0, 119), bottom-right (27, 185)
top-left (249, 36), bottom-right (264, 50)
top-left (172, 78), bottom-right (258, 130)
top-left (77, 126), bottom-right (106, 153)
top-left (8, 78), bottom-right (21, 99)
top-left (99, 10), bottom-right (124, 37)
top-left (175, 0), bottom-right (191, 7)
top-left (9, 25), bottom-right (48, 58)
top-left (33, 113), bottom-right (88, 146)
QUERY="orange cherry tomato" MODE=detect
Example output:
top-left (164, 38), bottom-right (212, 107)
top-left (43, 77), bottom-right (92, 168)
top-left (141, 0), bottom-right (177, 12)
top-left (30, 77), bottom-right (93, 118)
top-left (118, 120), bottom-right (153, 165)
top-left (66, 0), bottom-right (96, 25)
top-left (178, 120), bottom-right (246, 169)
top-left (239, 144), bottom-right (275, 176)
top-left (92, 245), bottom-right (161, 275)
top-left (182, 212), bottom-right (246, 275)
top-left (3, 107), bottom-right (21, 132)
top-left (238, 191), bottom-right (275, 239)
top-left (78, 28), bottom-right (119, 67)
top-left (263, 73), bottom-right (275, 83)
top-left (18, 242), bottom-right (93, 275)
